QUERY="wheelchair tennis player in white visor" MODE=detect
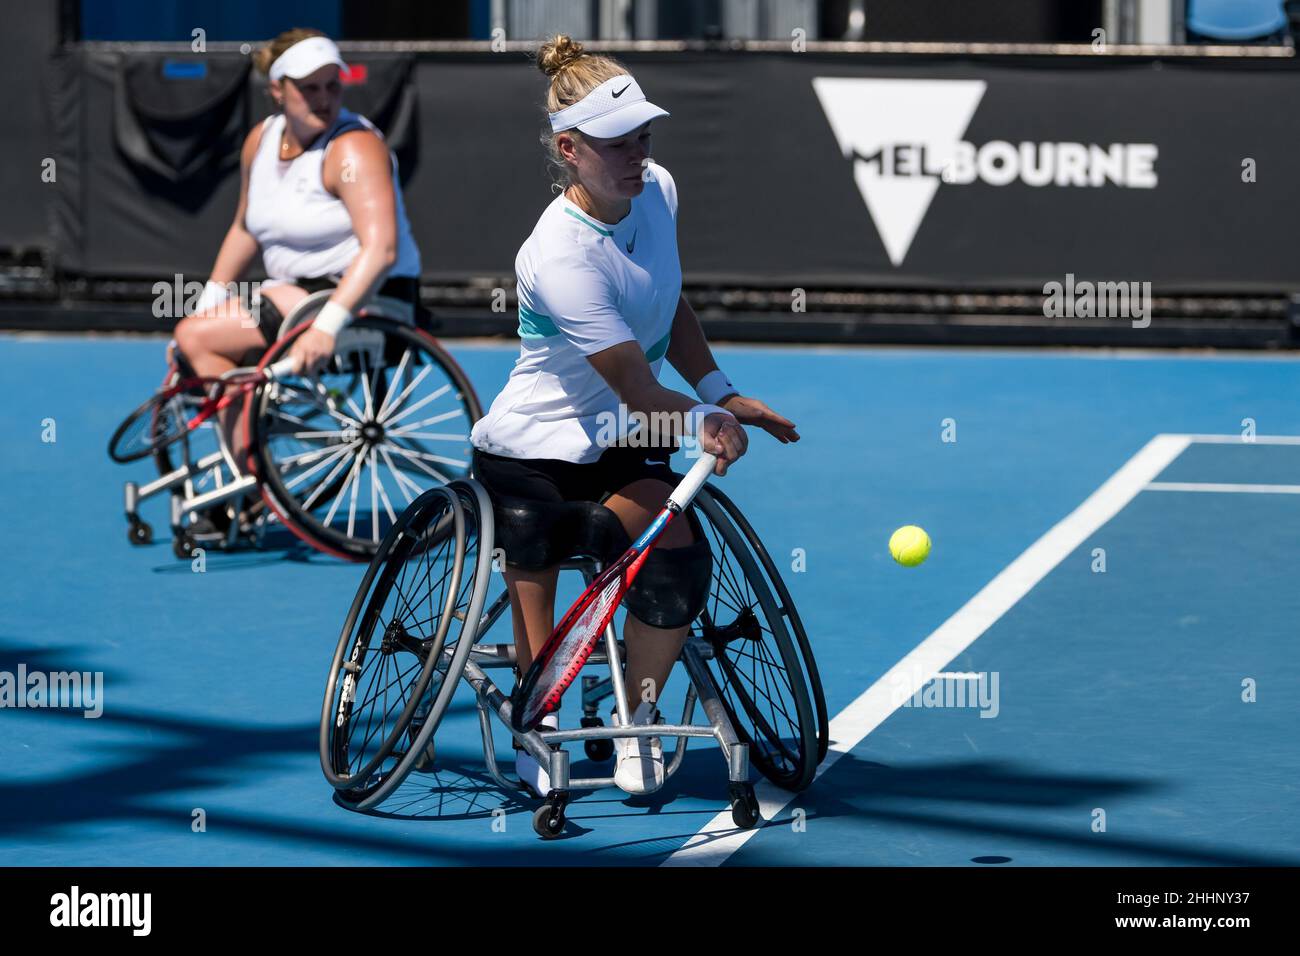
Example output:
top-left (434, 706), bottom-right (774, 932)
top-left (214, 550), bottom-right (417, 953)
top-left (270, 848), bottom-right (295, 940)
top-left (469, 35), bottom-right (800, 797)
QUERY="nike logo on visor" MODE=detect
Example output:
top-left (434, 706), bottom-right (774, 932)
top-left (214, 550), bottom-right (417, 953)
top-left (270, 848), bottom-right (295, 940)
top-left (612, 83), bottom-right (631, 98)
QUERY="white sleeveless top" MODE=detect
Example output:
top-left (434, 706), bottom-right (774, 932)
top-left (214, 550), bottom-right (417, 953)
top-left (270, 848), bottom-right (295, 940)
top-left (244, 109), bottom-right (420, 282)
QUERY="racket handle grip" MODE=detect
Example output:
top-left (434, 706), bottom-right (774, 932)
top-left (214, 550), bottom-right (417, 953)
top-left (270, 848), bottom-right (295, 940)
top-left (669, 451), bottom-right (718, 510)
top-left (265, 357), bottom-right (297, 380)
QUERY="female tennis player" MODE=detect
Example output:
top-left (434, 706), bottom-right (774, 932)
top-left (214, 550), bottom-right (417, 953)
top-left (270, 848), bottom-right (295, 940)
top-left (169, 28), bottom-right (421, 540)
top-left (470, 35), bottom-right (799, 796)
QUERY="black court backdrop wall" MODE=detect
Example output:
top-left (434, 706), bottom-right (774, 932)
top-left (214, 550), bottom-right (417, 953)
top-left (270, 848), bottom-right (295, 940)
top-left (18, 46), bottom-right (1300, 294)
top-left (0, 3), bottom-right (63, 262)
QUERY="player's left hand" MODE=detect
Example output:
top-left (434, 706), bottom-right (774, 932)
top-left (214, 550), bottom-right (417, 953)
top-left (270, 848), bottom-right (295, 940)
top-left (288, 327), bottom-right (337, 376)
top-left (721, 395), bottom-right (800, 443)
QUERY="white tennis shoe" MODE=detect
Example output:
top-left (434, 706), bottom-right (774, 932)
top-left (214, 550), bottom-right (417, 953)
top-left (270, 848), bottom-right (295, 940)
top-left (612, 701), bottom-right (664, 795)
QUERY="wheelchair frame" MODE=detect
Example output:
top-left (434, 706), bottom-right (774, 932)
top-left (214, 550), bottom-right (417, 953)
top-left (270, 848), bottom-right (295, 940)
top-left (120, 290), bottom-right (481, 560)
top-left (322, 477), bottom-right (825, 838)
top-left (460, 555), bottom-right (758, 836)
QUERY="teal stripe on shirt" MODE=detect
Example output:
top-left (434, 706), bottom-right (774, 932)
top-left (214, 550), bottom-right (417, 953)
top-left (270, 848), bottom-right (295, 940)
top-left (564, 207), bottom-right (614, 237)
top-left (517, 304), bottom-right (560, 339)
top-left (519, 305), bottom-right (671, 364)
top-left (644, 331), bottom-right (671, 363)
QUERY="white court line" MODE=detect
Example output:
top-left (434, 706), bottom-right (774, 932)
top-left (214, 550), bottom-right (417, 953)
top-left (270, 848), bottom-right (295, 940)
top-left (1147, 481), bottom-right (1300, 494)
top-left (662, 432), bottom-right (1193, 867)
top-left (1184, 434), bottom-right (1300, 445)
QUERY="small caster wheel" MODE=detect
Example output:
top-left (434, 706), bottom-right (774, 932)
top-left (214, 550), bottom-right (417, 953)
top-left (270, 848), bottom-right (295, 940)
top-left (729, 782), bottom-right (761, 830)
top-left (581, 716), bottom-right (614, 762)
top-left (533, 798), bottom-right (566, 839)
top-left (128, 520), bottom-right (153, 545)
top-left (173, 534), bottom-right (197, 560)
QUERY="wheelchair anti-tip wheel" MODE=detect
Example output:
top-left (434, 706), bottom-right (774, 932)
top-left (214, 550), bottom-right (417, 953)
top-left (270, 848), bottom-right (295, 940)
top-left (320, 478), bottom-right (493, 811)
top-left (692, 484), bottom-right (828, 792)
top-left (729, 781), bottom-right (761, 829)
top-left (533, 795), bottom-right (569, 839)
top-left (250, 317), bottom-right (482, 560)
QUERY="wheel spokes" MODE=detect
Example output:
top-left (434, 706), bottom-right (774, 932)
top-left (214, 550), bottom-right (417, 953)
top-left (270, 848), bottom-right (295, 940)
top-left (262, 329), bottom-right (477, 554)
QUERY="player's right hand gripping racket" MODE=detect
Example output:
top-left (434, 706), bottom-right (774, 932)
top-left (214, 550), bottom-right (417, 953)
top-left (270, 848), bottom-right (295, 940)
top-left (510, 451), bottom-right (719, 734)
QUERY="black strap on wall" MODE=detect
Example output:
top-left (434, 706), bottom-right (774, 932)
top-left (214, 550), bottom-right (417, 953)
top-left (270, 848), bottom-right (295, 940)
top-left (113, 55), bottom-right (249, 187)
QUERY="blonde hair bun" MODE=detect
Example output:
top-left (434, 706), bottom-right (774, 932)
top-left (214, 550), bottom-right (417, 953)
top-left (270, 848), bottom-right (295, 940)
top-left (537, 34), bottom-right (586, 78)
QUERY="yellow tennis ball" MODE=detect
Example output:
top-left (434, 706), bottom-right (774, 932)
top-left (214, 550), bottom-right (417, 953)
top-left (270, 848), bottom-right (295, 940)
top-left (889, 525), bottom-right (931, 567)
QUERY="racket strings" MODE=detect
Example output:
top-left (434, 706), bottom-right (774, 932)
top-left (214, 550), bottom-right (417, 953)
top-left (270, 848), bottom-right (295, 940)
top-left (112, 393), bottom-right (189, 460)
top-left (525, 573), bottom-right (625, 725)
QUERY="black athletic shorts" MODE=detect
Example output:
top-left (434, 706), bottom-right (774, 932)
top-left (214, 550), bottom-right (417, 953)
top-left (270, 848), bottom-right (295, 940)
top-left (254, 275), bottom-right (422, 344)
top-left (472, 443), bottom-right (698, 573)
top-left (472, 443), bottom-right (680, 506)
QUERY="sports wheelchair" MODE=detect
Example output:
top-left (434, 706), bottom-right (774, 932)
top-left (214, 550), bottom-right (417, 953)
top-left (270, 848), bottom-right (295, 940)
top-left (319, 471), bottom-right (828, 839)
top-left (120, 290), bottom-right (481, 560)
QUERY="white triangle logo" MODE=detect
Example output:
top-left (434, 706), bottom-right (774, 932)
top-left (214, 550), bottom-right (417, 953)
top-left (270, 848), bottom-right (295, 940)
top-left (812, 78), bottom-right (987, 266)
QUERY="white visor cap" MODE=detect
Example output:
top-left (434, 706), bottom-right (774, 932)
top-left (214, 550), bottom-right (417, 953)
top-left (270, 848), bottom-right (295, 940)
top-left (269, 36), bottom-right (347, 82)
top-left (548, 74), bottom-right (669, 139)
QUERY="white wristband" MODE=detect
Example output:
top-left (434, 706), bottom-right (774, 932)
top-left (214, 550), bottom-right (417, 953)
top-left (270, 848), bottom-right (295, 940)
top-left (684, 403), bottom-right (732, 438)
top-left (312, 300), bottom-right (352, 337)
top-left (695, 369), bottom-right (738, 406)
top-left (193, 280), bottom-right (230, 315)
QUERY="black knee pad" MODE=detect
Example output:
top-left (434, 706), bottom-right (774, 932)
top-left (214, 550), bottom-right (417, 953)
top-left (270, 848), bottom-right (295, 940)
top-left (624, 532), bottom-right (713, 629)
top-left (491, 496), bottom-right (631, 571)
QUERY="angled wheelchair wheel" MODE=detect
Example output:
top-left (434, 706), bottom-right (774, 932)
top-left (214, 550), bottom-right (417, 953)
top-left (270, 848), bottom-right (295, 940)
top-left (320, 478), bottom-right (494, 811)
top-left (249, 317), bottom-right (482, 560)
top-left (149, 364), bottom-right (245, 538)
top-left (691, 484), bottom-right (823, 792)
top-left (321, 485), bottom-right (464, 805)
top-left (699, 484), bottom-right (828, 764)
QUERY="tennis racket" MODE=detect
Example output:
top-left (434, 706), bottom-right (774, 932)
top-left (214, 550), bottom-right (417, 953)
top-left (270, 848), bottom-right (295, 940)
top-left (109, 357), bottom-right (298, 463)
top-left (510, 450), bottom-right (719, 734)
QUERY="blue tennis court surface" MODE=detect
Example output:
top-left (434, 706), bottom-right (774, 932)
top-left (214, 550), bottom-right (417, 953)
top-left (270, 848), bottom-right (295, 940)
top-left (2, 335), bottom-right (1298, 865)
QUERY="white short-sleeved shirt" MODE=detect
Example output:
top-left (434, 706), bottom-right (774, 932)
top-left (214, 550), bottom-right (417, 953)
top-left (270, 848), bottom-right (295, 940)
top-left (470, 162), bottom-right (682, 464)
